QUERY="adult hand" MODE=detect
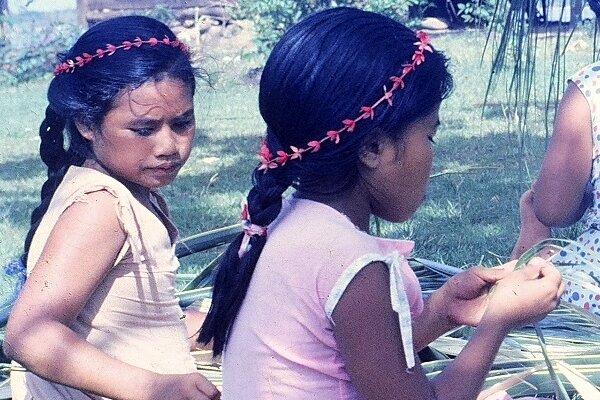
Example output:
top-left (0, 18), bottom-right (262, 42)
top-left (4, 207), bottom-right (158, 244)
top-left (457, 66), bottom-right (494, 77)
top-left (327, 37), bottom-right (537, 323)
top-left (438, 262), bottom-right (515, 327)
top-left (481, 257), bottom-right (564, 332)
top-left (147, 372), bottom-right (220, 400)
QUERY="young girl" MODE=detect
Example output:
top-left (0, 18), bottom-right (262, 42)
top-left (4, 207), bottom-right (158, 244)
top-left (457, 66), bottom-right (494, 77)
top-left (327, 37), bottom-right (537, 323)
top-left (199, 7), bottom-right (564, 400)
top-left (4, 16), bottom-right (219, 400)
top-left (512, 0), bottom-right (600, 315)
top-left (511, 78), bottom-right (600, 309)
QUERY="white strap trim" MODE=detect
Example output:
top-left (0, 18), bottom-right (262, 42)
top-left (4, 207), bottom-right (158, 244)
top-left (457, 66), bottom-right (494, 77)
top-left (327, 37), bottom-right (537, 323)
top-left (324, 251), bottom-right (416, 369)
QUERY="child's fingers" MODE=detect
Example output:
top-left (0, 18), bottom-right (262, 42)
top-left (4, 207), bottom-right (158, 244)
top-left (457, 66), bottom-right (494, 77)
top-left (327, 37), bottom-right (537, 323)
top-left (520, 189), bottom-right (535, 204)
top-left (538, 262), bottom-right (563, 284)
top-left (538, 265), bottom-right (565, 302)
top-left (497, 260), bottom-right (517, 272)
top-left (517, 259), bottom-right (545, 279)
top-left (469, 265), bottom-right (512, 284)
top-left (194, 375), bottom-right (220, 399)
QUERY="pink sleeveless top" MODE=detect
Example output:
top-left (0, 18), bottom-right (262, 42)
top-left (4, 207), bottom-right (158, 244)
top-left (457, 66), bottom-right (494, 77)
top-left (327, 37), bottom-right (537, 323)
top-left (223, 197), bottom-right (423, 399)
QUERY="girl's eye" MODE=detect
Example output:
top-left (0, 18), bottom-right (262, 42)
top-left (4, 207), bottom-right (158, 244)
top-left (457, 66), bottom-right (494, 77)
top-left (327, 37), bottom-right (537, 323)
top-left (132, 127), bottom-right (155, 137)
top-left (172, 118), bottom-right (195, 132)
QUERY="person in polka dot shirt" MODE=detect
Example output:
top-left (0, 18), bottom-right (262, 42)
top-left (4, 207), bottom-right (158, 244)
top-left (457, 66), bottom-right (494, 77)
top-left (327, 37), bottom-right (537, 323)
top-left (512, 20), bottom-right (600, 315)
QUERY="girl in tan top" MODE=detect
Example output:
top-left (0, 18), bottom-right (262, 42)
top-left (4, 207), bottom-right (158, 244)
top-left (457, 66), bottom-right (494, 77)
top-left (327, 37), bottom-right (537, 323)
top-left (4, 15), bottom-right (219, 400)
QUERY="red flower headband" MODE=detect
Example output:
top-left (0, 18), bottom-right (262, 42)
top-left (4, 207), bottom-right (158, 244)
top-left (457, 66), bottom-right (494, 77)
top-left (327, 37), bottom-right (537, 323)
top-left (258, 31), bottom-right (433, 172)
top-left (54, 36), bottom-right (190, 76)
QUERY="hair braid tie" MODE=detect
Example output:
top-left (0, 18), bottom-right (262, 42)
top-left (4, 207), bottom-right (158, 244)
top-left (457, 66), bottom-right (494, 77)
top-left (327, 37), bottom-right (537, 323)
top-left (238, 203), bottom-right (268, 258)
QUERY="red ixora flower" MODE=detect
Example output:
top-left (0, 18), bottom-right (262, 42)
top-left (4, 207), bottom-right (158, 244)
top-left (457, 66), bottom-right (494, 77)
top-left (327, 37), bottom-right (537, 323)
top-left (390, 76), bottom-right (405, 90)
top-left (360, 106), bottom-right (375, 120)
top-left (326, 130), bottom-right (341, 144)
top-left (289, 146), bottom-right (304, 160)
top-left (413, 51), bottom-right (426, 65)
top-left (307, 140), bottom-right (321, 153)
top-left (258, 159), bottom-right (278, 171)
top-left (259, 141), bottom-right (273, 162)
top-left (382, 86), bottom-right (394, 106)
top-left (415, 31), bottom-right (433, 53)
top-left (106, 44), bottom-right (118, 55)
top-left (342, 119), bottom-right (356, 132)
top-left (276, 150), bottom-right (290, 165)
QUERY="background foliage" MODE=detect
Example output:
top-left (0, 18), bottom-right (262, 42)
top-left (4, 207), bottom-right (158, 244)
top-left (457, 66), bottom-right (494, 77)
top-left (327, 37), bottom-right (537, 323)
top-left (456, 0), bottom-right (497, 25)
top-left (230, 0), bottom-right (431, 56)
top-left (0, 13), bottom-right (81, 86)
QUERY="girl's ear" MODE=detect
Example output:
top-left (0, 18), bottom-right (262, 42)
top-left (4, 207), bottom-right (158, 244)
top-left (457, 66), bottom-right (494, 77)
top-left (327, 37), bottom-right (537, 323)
top-left (359, 136), bottom-right (404, 169)
top-left (358, 138), bottom-right (383, 169)
top-left (358, 140), bottom-right (381, 169)
top-left (74, 119), bottom-right (95, 142)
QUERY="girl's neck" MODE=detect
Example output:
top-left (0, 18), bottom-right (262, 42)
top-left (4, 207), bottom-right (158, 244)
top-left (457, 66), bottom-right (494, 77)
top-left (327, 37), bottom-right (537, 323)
top-left (82, 159), bottom-right (151, 200)
top-left (296, 183), bottom-right (372, 232)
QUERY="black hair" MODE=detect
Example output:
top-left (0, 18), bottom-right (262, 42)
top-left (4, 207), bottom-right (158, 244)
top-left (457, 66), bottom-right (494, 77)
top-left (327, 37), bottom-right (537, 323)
top-left (590, 0), bottom-right (600, 18)
top-left (199, 7), bottom-right (453, 356)
top-left (22, 15), bottom-right (196, 263)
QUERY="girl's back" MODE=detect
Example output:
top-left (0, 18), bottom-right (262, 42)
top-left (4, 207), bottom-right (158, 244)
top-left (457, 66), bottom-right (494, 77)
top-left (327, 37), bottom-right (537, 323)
top-left (224, 197), bottom-right (422, 399)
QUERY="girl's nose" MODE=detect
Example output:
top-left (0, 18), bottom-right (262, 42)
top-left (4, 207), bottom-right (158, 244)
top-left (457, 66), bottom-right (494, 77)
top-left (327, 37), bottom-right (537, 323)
top-left (154, 127), bottom-right (178, 157)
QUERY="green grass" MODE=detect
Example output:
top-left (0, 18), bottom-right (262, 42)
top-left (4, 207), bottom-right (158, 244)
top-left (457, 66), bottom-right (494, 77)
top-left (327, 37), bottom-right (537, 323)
top-left (0, 27), bottom-right (594, 287)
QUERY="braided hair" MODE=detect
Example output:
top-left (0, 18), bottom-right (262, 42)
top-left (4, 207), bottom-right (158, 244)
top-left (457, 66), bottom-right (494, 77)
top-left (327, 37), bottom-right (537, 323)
top-left (199, 7), bottom-right (453, 356)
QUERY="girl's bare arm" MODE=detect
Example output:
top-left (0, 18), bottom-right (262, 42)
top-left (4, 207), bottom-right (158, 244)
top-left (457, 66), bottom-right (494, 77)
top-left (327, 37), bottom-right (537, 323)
top-left (333, 260), bottom-right (563, 400)
top-left (534, 83), bottom-right (593, 227)
top-left (4, 191), bottom-right (218, 400)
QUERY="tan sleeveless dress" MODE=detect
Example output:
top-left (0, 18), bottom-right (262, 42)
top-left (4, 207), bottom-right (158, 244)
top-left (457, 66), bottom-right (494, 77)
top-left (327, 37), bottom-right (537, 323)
top-left (11, 166), bottom-right (196, 400)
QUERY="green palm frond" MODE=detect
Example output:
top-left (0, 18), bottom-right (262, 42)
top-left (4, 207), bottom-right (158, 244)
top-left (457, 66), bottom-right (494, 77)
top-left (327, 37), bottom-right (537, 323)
top-left (556, 360), bottom-right (600, 399)
top-left (476, 366), bottom-right (543, 400)
top-left (483, 0), bottom-right (594, 190)
top-left (535, 324), bottom-right (572, 400)
top-left (415, 251), bottom-right (600, 398)
top-left (0, 364), bottom-right (9, 400)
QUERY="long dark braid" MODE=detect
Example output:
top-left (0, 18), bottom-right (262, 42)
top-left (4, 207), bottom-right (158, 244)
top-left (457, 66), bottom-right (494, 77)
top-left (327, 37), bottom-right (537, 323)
top-left (22, 107), bottom-right (79, 262)
top-left (589, 0), bottom-right (600, 17)
top-left (199, 167), bottom-right (291, 355)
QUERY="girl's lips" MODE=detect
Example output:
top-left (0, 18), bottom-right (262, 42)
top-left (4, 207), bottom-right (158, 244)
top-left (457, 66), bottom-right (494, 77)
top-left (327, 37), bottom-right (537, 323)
top-left (147, 162), bottom-right (182, 176)
top-left (150, 162), bottom-right (181, 170)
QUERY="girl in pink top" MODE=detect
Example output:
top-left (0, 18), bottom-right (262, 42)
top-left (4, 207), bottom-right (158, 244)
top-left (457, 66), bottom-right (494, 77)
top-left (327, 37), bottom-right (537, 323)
top-left (200, 7), bottom-right (564, 400)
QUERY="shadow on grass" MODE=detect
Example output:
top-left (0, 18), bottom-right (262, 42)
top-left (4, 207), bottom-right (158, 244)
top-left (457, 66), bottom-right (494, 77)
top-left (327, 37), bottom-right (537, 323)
top-left (0, 128), bottom-right (556, 271)
top-left (171, 129), bottom-right (553, 271)
top-left (0, 156), bottom-right (44, 180)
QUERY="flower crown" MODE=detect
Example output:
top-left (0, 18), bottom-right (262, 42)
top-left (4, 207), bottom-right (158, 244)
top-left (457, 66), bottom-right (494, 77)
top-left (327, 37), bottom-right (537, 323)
top-left (258, 31), bottom-right (433, 172)
top-left (54, 36), bottom-right (190, 76)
